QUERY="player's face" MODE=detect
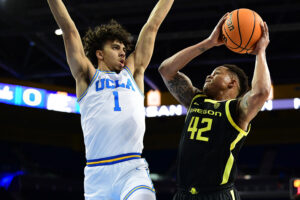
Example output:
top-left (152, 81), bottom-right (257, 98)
top-left (203, 66), bottom-right (233, 95)
top-left (100, 40), bottom-right (126, 71)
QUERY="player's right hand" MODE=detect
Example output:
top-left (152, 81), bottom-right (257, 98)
top-left (207, 12), bottom-right (229, 47)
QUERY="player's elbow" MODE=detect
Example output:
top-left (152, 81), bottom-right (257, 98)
top-left (158, 60), bottom-right (168, 76)
top-left (62, 27), bottom-right (78, 39)
top-left (253, 86), bottom-right (271, 101)
top-left (261, 87), bottom-right (271, 99)
top-left (144, 21), bottom-right (160, 33)
top-left (158, 60), bottom-right (174, 80)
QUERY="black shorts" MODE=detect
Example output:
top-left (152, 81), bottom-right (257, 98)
top-left (173, 187), bottom-right (240, 200)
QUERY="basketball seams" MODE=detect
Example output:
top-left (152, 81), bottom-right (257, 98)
top-left (238, 11), bottom-right (256, 53)
top-left (223, 11), bottom-right (242, 50)
top-left (237, 9), bottom-right (243, 48)
top-left (223, 24), bottom-right (240, 49)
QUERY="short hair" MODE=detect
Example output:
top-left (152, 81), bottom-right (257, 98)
top-left (223, 64), bottom-right (249, 98)
top-left (82, 19), bottom-right (133, 66)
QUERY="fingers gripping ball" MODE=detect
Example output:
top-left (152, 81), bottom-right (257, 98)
top-left (222, 8), bottom-right (263, 54)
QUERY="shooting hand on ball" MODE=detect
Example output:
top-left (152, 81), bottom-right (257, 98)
top-left (207, 13), bottom-right (229, 47)
top-left (249, 22), bottom-right (270, 55)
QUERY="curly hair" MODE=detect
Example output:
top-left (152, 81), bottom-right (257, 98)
top-left (82, 19), bottom-right (133, 66)
top-left (223, 64), bottom-right (249, 98)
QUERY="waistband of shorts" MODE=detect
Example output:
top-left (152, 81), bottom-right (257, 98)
top-left (178, 183), bottom-right (234, 195)
top-left (86, 152), bottom-right (141, 167)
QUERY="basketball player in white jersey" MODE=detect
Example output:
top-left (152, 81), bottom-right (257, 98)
top-left (47, 0), bottom-right (174, 199)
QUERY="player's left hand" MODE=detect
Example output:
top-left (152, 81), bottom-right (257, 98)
top-left (249, 21), bottom-right (270, 55)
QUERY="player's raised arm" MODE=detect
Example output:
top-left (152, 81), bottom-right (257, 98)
top-left (238, 22), bottom-right (271, 128)
top-left (47, 0), bottom-right (93, 82)
top-left (126, 0), bottom-right (174, 92)
top-left (158, 13), bottom-right (228, 108)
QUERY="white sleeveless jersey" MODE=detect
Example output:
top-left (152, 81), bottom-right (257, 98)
top-left (78, 67), bottom-right (145, 160)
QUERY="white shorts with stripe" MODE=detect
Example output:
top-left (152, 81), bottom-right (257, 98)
top-left (84, 153), bottom-right (155, 200)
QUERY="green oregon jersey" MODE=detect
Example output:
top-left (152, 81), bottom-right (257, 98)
top-left (177, 93), bottom-right (250, 193)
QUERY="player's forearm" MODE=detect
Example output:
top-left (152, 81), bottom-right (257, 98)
top-left (47, 0), bottom-right (76, 33)
top-left (145, 0), bottom-right (174, 31)
top-left (159, 39), bottom-right (214, 79)
top-left (251, 51), bottom-right (271, 98)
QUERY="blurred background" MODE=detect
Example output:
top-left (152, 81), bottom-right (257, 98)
top-left (0, 0), bottom-right (299, 199)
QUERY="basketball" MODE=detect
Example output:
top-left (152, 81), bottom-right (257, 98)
top-left (222, 8), bottom-right (263, 54)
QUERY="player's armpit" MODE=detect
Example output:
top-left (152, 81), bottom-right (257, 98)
top-left (163, 72), bottom-right (199, 108)
top-left (237, 89), bottom-right (269, 125)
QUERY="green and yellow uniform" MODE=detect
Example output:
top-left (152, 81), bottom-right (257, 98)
top-left (174, 93), bottom-right (250, 200)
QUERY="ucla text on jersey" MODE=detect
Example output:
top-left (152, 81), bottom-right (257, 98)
top-left (95, 78), bottom-right (135, 92)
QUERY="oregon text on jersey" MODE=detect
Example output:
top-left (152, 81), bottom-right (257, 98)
top-left (189, 108), bottom-right (222, 117)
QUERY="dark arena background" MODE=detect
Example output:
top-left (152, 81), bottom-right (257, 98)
top-left (0, 0), bottom-right (300, 199)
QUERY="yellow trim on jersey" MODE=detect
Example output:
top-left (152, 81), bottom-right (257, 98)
top-left (185, 94), bottom-right (207, 122)
top-left (230, 189), bottom-right (236, 200)
top-left (204, 99), bottom-right (221, 104)
top-left (230, 133), bottom-right (244, 150)
top-left (192, 94), bottom-right (207, 101)
top-left (221, 99), bottom-right (251, 185)
top-left (77, 70), bottom-right (99, 102)
top-left (221, 131), bottom-right (246, 185)
top-left (221, 152), bottom-right (234, 185)
top-left (225, 100), bottom-right (250, 136)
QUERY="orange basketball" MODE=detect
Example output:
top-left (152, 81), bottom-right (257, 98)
top-left (222, 8), bottom-right (263, 54)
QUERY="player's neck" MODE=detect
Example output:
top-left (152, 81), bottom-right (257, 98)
top-left (97, 62), bottom-right (122, 73)
top-left (98, 61), bottom-right (119, 72)
top-left (98, 63), bottom-right (111, 72)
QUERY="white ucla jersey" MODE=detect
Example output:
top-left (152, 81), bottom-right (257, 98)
top-left (78, 67), bottom-right (145, 160)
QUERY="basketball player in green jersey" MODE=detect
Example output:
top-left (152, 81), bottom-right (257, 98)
top-left (159, 14), bottom-right (271, 200)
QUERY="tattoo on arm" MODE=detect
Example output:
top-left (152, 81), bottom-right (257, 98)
top-left (197, 47), bottom-right (207, 53)
top-left (241, 92), bottom-right (250, 108)
top-left (165, 73), bottom-right (195, 107)
top-left (240, 91), bottom-right (263, 115)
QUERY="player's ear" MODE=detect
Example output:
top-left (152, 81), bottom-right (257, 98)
top-left (228, 79), bottom-right (237, 89)
top-left (96, 50), bottom-right (104, 60)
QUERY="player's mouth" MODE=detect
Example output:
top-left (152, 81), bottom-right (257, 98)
top-left (120, 59), bottom-right (125, 67)
top-left (205, 79), bottom-right (211, 83)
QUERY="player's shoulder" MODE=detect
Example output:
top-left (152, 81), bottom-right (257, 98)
top-left (193, 90), bottom-right (206, 98)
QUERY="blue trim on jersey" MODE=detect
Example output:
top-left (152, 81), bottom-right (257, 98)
top-left (123, 185), bottom-right (155, 200)
top-left (77, 70), bottom-right (99, 103)
top-left (86, 153), bottom-right (141, 167)
top-left (124, 66), bottom-right (144, 96)
top-left (98, 69), bottom-right (116, 74)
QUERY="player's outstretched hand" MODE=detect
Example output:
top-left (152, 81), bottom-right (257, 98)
top-left (207, 12), bottom-right (229, 47)
top-left (249, 21), bottom-right (270, 55)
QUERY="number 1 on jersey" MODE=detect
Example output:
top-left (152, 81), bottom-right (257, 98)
top-left (113, 91), bottom-right (121, 111)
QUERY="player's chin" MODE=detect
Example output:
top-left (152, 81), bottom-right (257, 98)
top-left (203, 82), bottom-right (210, 89)
top-left (115, 64), bottom-right (124, 71)
top-left (203, 84), bottom-right (211, 93)
top-left (119, 62), bottom-right (125, 68)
